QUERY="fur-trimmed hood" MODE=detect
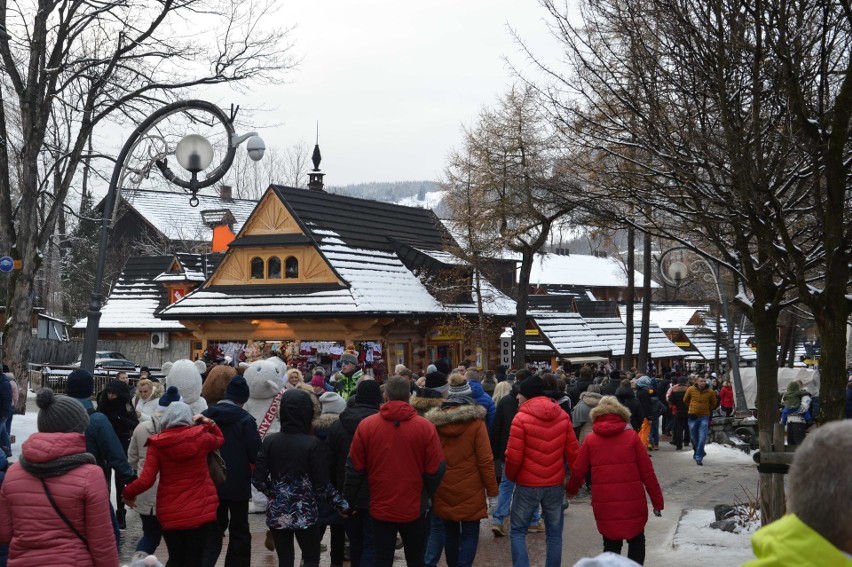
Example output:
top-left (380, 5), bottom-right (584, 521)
top-left (312, 412), bottom-right (340, 433)
top-left (424, 403), bottom-right (486, 427)
top-left (580, 391), bottom-right (603, 407)
top-left (590, 395), bottom-right (631, 423)
top-left (410, 395), bottom-right (444, 415)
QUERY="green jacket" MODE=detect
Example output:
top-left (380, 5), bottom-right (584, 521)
top-left (744, 514), bottom-right (852, 567)
top-left (334, 369), bottom-right (364, 400)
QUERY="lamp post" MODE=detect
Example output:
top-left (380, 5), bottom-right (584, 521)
top-left (657, 247), bottom-right (749, 416)
top-left (80, 100), bottom-right (265, 372)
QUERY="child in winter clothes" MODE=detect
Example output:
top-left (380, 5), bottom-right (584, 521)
top-left (781, 380), bottom-right (813, 445)
top-left (566, 396), bottom-right (664, 565)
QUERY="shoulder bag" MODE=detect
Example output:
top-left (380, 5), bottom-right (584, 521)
top-left (41, 479), bottom-right (89, 552)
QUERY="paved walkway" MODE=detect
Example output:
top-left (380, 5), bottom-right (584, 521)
top-left (117, 438), bottom-right (758, 565)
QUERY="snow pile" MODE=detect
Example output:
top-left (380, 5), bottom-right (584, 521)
top-left (396, 190), bottom-right (447, 210)
top-left (671, 509), bottom-right (757, 564)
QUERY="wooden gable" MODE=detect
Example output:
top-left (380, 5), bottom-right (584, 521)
top-left (205, 188), bottom-right (342, 287)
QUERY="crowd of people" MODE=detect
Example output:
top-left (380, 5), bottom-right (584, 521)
top-left (0, 357), bottom-right (848, 567)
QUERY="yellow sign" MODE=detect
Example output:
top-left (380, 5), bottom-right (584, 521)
top-left (525, 329), bottom-right (540, 336)
top-left (13, 260), bottom-right (22, 270)
top-left (674, 341), bottom-right (691, 347)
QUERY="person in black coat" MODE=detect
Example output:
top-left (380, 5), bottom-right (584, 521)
top-left (568, 367), bottom-right (595, 408)
top-left (326, 380), bottom-right (383, 567)
top-left (254, 389), bottom-right (348, 567)
top-left (202, 376), bottom-right (262, 567)
top-left (656, 373), bottom-right (673, 435)
top-left (615, 379), bottom-right (644, 432)
top-left (97, 378), bottom-right (139, 529)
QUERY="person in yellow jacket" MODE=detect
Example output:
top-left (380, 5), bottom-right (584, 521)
top-left (744, 420), bottom-right (852, 566)
top-left (682, 375), bottom-right (717, 465)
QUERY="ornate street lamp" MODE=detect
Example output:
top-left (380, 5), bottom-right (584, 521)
top-left (80, 100), bottom-right (264, 372)
top-left (657, 247), bottom-right (749, 416)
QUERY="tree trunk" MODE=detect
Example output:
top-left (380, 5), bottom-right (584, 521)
top-left (812, 307), bottom-right (849, 423)
top-left (514, 250), bottom-right (534, 369)
top-left (637, 226), bottom-right (651, 373)
top-left (624, 224), bottom-right (635, 371)
top-left (4, 266), bottom-right (39, 415)
top-left (752, 310), bottom-right (782, 524)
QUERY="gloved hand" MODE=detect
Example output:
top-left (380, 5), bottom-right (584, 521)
top-left (653, 509), bottom-right (662, 517)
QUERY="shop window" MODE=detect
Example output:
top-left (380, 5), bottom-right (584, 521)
top-left (250, 257), bottom-right (264, 279)
top-left (285, 256), bottom-right (299, 279)
top-left (267, 256), bottom-right (282, 279)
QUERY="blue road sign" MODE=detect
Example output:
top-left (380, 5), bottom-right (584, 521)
top-left (0, 256), bottom-right (13, 273)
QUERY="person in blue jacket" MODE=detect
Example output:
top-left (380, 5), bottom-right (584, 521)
top-left (201, 376), bottom-right (262, 567)
top-left (467, 372), bottom-right (496, 430)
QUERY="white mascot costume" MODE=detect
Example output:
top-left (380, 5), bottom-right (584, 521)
top-left (243, 358), bottom-right (284, 511)
top-left (165, 359), bottom-right (208, 415)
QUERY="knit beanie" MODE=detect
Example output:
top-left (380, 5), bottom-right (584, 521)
top-left (158, 385), bottom-right (182, 407)
top-left (447, 373), bottom-right (472, 400)
top-left (354, 379), bottom-right (382, 407)
top-left (160, 401), bottom-right (193, 430)
top-left (224, 375), bottom-right (250, 404)
top-left (425, 371), bottom-right (448, 390)
top-left (66, 369), bottom-right (95, 399)
top-left (311, 375), bottom-right (326, 389)
top-left (319, 392), bottom-right (347, 415)
top-left (519, 375), bottom-right (545, 400)
top-left (36, 388), bottom-right (89, 434)
top-left (341, 351), bottom-right (358, 365)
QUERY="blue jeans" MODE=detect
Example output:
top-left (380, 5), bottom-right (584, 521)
top-left (0, 417), bottom-right (10, 456)
top-left (510, 484), bottom-right (564, 567)
top-left (688, 416), bottom-right (710, 462)
top-left (443, 519), bottom-right (479, 567)
top-left (136, 513), bottom-right (163, 554)
top-left (649, 416), bottom-right (659, 446)
top-left (424, 511), bottom-right (444, 567)
top-left (346, 509), bottom-right (375, 567)
top-left (492, 474), bottom-right (541, 526)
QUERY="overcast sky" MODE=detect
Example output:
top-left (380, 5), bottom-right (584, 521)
top-left (244, 0), bottom-right (564, 186)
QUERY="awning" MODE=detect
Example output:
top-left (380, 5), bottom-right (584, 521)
top-left (562, 355), bottom-right (610, 365)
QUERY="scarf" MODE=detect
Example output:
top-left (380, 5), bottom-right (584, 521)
top-left (19, 452), bottom-right (96, 478)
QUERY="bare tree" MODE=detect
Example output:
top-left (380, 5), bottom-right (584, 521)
top-left (0, 0), bottom-right (296, 408)
top-left (444, 85), bottom-right (580, 369)
top-left (225, 141), bottom-right (311, 198)
top-left (529, 0), bottom-right (852, 522)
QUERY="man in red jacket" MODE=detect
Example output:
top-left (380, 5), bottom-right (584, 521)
top-left (346, 376), bottom-right (446, 567)
top-left (505, 374), bottom-right (580, 567)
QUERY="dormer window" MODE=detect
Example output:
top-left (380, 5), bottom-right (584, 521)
top-left (250, 257), bottom-right (264, 279)
top-left (285, 256), bottom-right (299, 279)
top-left (268, 256), bottom-right (282, 279)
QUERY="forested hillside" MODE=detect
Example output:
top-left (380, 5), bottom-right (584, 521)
top-left (326, 180), bottom-right (442, 203)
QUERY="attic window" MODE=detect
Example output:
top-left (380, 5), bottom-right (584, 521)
top-left (250, 257), bottom-right (264, 279)
top-left (268, 256), bottom-right (282, 279)
top-left (285, 256), bottom-right (299, 279)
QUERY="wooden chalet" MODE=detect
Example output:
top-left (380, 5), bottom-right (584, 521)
top-left (80, 185), bottom-right (515, 368)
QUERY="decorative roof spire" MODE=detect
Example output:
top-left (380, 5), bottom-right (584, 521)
top-left (307, 121), bottom-right (325, 191)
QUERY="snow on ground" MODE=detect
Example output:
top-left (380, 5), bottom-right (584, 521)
top-left (673, 441), bottom-right (756, 464)
top-left (669, 509), bottom-right (758, 565)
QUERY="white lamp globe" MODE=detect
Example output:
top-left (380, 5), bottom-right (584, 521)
top-left (175, 134), bottom-right (214, 173)
top-left (668, 261), bottom-right (688, 283)
top-left (247, 135), bottom-right (266, 162)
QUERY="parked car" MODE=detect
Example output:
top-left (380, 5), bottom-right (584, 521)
top-left (71, 351), bottom-right (137, 370)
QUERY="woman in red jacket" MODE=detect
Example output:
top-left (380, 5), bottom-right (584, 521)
top-left (566, 396), bottom-right (664, 565)
top-left (0, 389), bottom-right (118, 566)
top-left (124, 400), bottom-right (224, 567)
top-left (719, 381), bottom-right (735, 417)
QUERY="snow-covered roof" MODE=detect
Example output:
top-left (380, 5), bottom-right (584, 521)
top-left (529, 311), bottom-right (612, 357)
top-left (528, 253), bottom-right (661, 289)
top-left (74, 256), bottom-right (187, 331)
top-left (683, 328), bottom-right (728, 361)
top-left (118, 188), bottom-right (258, 243)
top-left (642, 305), bottom-right (711, 329)
top-left (582, 313), bottom-right (685, 359)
